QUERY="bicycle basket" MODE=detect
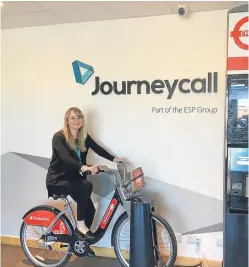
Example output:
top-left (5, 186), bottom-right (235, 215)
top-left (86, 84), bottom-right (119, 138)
top-left (131, 167), bottom-right (145, 193)
top-left (117, 163), bottom-right (145, 197)
top-left (117, 162), bottom-right (130, 185)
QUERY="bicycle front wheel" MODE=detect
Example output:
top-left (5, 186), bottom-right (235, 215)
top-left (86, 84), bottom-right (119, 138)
top-left (112, 211), bottom-right (177, 267)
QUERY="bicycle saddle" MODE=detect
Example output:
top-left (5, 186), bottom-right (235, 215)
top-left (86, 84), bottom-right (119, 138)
top-left (52, 194), bottom-right (69, 200)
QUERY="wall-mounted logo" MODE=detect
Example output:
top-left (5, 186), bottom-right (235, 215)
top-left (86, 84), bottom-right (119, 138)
top-left (72, 60), bottom-right (94, 85)
top-left (72, 60), bottom-right (218, 99)
top-left (92, 72), bottom-right (218, 99)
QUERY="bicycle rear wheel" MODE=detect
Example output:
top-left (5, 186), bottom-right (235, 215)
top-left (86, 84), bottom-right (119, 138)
top-left (112, 211), bottom-right (177, 267)
top-left (20, 206), bottom-right (73, 267)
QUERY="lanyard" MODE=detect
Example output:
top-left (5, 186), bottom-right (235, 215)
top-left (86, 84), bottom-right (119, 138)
top-left (76, 145), bottom-right (82, 163)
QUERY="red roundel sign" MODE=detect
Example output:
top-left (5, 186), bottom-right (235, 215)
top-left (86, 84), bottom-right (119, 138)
top-left (230, 16), bottom-right (248, 50)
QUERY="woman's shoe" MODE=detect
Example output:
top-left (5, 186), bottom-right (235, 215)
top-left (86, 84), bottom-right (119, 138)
top-left (87, 247), bottom-right (96, 257)
top-left (74, 228), bottom-right (96, 244)
top-left (85, 230), bottom-right (96, 244)
top-left (85, 230), bottom-right (94, 238)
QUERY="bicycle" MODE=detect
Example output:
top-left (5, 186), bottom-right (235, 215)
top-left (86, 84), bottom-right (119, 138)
top-left (20, 162), bottom-right (177, 267)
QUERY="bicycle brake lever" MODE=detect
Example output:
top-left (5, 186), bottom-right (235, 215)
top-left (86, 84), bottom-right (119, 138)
top-left (97, 165), bottom-right (109, 172)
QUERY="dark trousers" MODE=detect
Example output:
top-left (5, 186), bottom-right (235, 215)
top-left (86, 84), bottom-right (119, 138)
top-left (68, 179), bottom-right (95, 228)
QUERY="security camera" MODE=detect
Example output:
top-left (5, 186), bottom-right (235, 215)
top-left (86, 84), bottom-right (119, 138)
top-left (178, 3), bottom-right (187, 16)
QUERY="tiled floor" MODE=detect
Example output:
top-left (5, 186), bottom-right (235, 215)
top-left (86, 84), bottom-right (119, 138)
top-left (1, 244), bottom-right (121, 267)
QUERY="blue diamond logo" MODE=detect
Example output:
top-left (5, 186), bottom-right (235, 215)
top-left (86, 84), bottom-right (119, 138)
top-left (72, 60), bottom-right (94, 85)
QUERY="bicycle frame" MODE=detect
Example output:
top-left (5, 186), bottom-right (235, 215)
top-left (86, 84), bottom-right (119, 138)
top-left (22, 166), bottom-right (135, 246)
top-left (40, 180), bottom-right (131, 245)
top-left (21, 164), bottom-right (176, 267)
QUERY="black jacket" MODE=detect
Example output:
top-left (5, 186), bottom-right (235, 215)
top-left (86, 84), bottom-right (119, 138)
top-left (46, 130), bottom-right (115, 196)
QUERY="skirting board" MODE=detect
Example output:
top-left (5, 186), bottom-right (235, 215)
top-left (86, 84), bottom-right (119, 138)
top-left (1, 235), bottom-right (222, 267)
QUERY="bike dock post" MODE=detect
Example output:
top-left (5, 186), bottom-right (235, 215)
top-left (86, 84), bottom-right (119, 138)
top-left (130, 196), bottom-right (157, 267)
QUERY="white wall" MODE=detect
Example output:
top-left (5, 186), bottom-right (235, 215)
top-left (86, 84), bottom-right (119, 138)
top-left (2, 9), bottom-right (228, 261)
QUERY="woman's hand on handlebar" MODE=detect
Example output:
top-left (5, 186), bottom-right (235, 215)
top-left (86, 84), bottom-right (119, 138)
top-left (113, 157), bottom-right (126, 163)
top-left (81, 165), bottom-right (99, 175)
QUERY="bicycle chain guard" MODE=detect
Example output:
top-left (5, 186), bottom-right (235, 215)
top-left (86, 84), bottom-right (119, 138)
top-left (38, 233), bottom-right (89, 257)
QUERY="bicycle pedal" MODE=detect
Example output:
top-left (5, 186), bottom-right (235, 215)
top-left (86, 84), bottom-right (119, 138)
top-left (60, 244), bottom-right (68, 248)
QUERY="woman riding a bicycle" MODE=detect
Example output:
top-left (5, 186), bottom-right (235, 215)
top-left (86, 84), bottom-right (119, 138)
top-left (45, 107), bottom-right (125, 257)
top-left (20, 106), bottom-right (177, 267)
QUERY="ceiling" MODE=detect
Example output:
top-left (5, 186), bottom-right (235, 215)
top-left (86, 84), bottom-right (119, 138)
top-left (1, 1), bottom-right (248, 29)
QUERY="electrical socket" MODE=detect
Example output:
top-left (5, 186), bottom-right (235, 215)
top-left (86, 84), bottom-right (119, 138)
top-left (217, 238), bottom-right (223, 247)
top-left (187, 235), bottom-right (201, 245)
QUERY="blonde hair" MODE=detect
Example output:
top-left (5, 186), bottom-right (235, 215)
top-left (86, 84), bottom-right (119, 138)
top-left (62, 107), bottom-right (87, 152)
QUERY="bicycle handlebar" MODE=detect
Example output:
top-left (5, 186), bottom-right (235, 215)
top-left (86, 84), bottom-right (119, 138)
top-left (80, 161), bottom-right (127, 177)
top-left (80, 165), bottom-right (110, 176)
top-left (83, 168), bottom-right (106, 176)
